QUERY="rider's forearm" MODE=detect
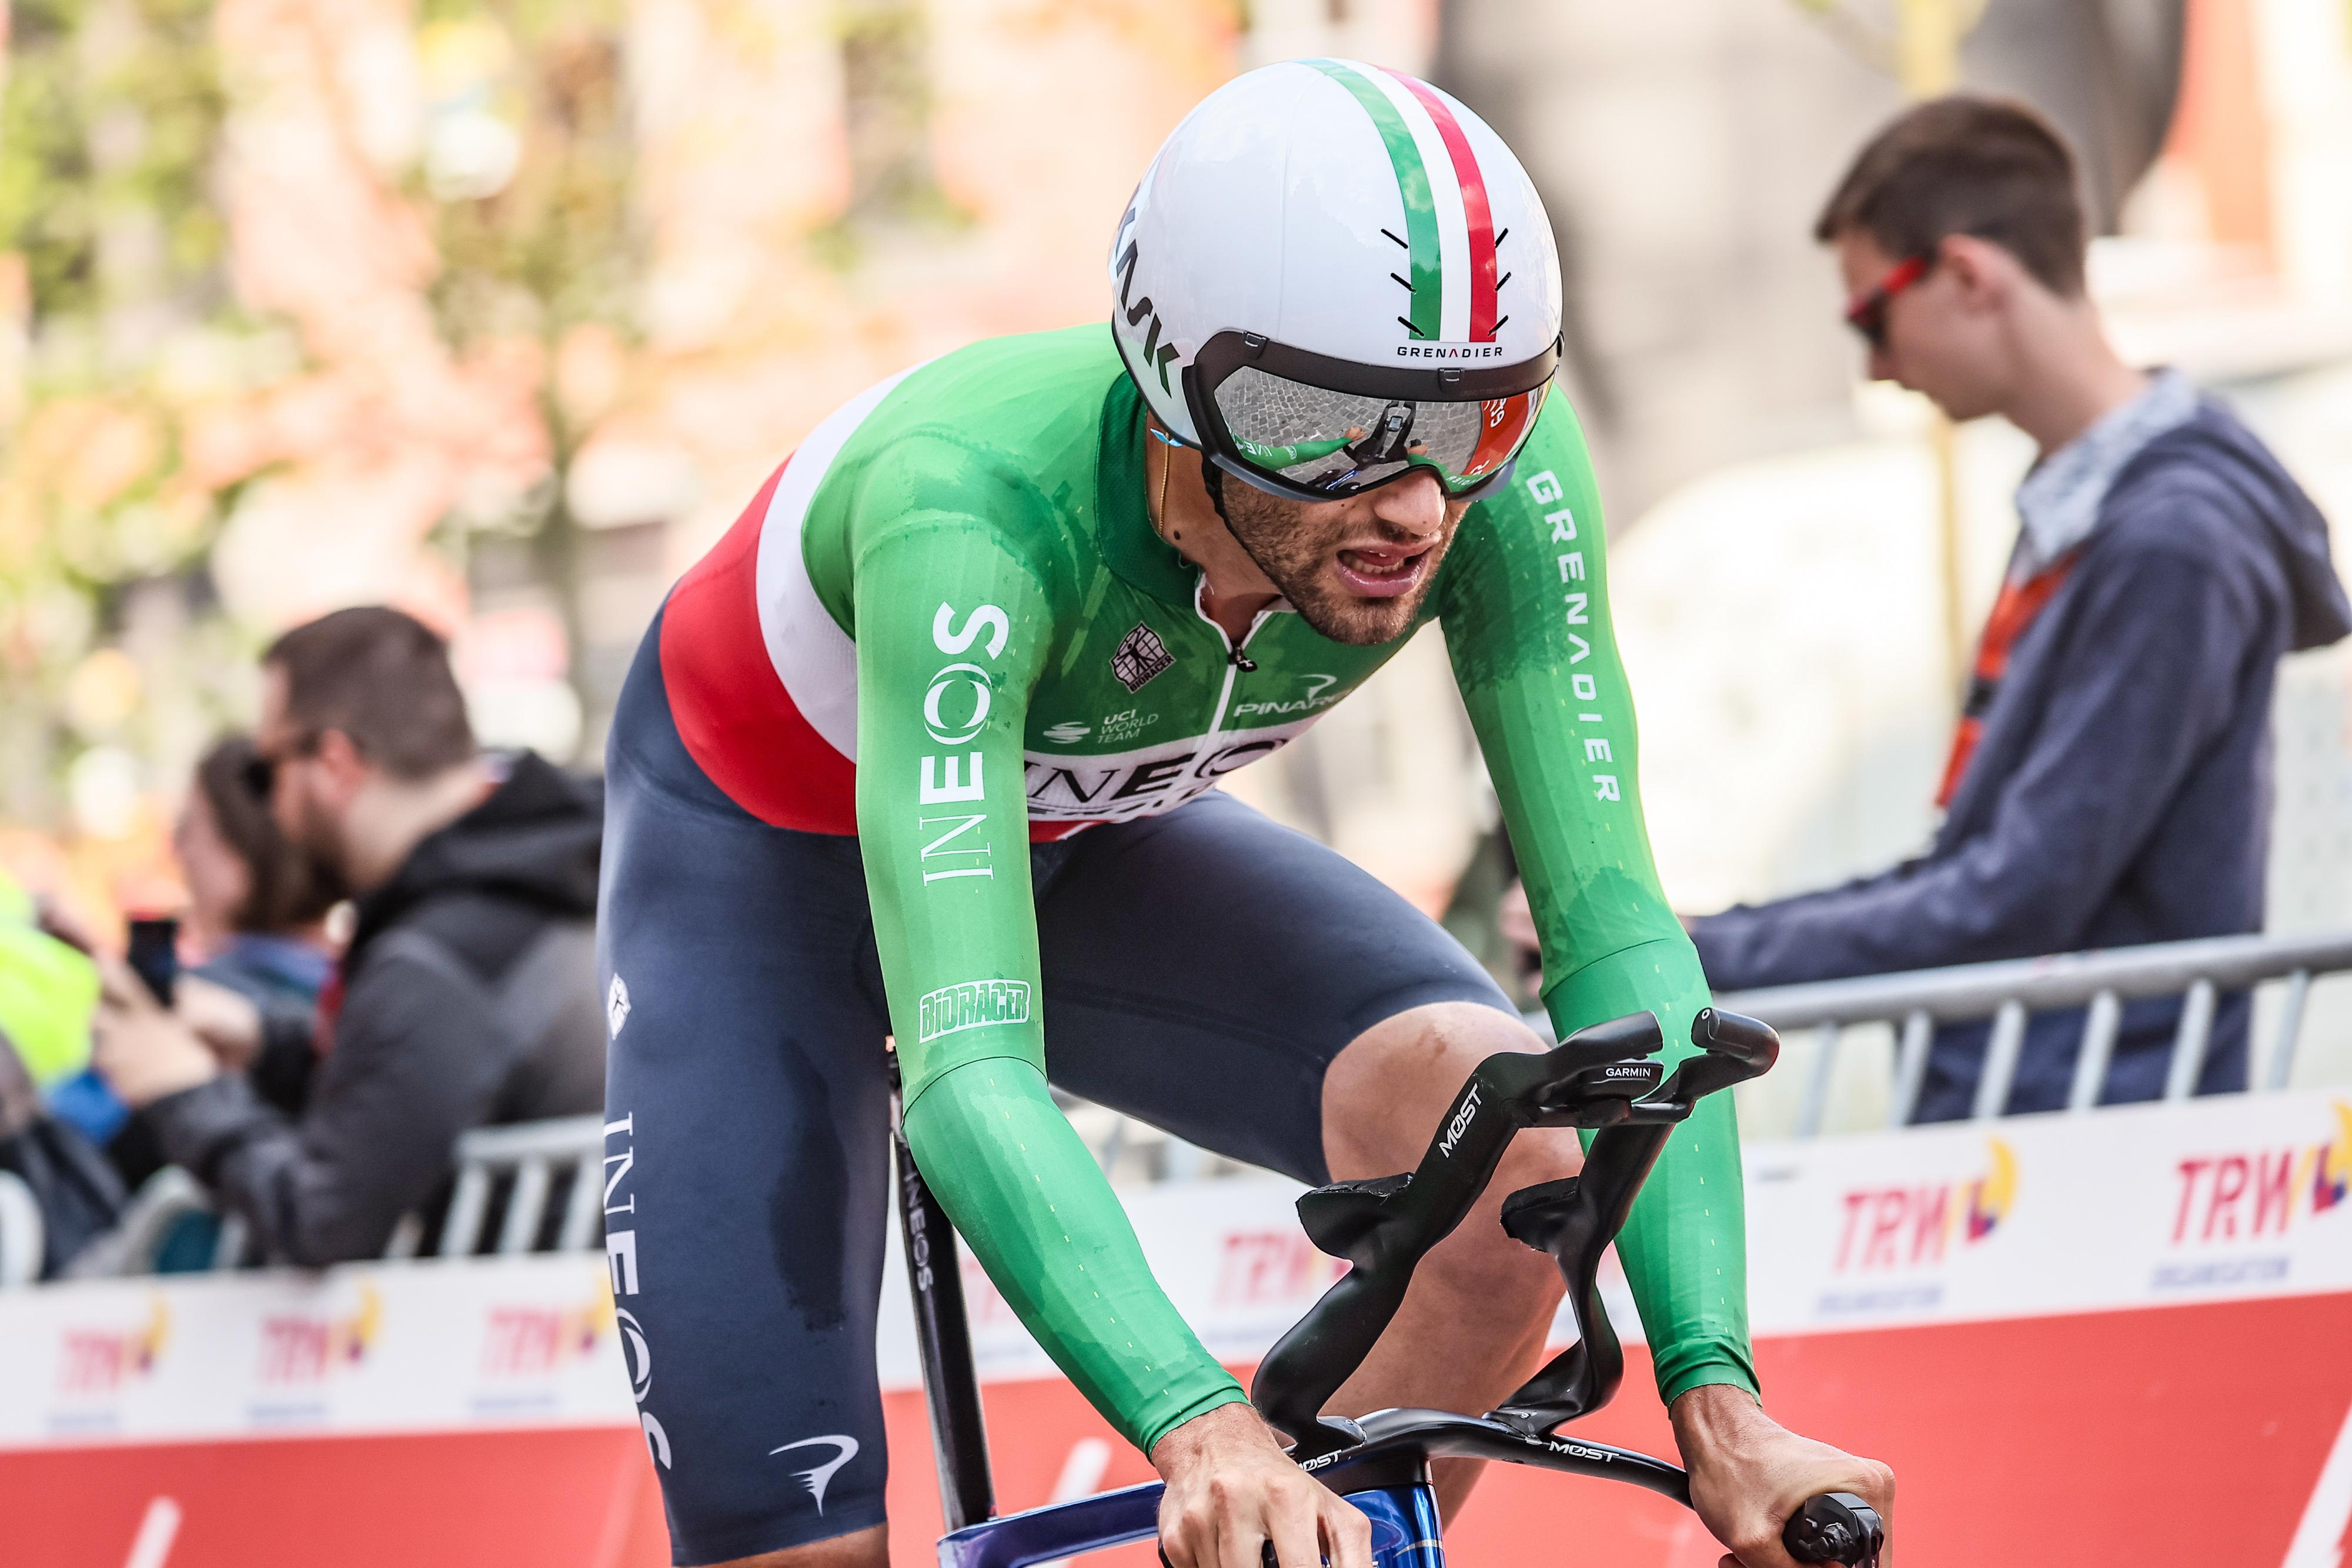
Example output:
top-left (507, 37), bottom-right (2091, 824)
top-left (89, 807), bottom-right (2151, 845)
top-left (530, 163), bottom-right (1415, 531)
top-left (904, 1058), bottom-right (1248, 1452)
top-left (1436, 402), bottom-right (1759, 1405)
top-left (1546, 938), bottom-right (1758, 1403)
top-left (855, 524), bottom-right (1245, 1451)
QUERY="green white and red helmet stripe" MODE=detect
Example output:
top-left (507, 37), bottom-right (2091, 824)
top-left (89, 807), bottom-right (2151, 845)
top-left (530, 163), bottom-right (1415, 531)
top-left (1109, 59), bottom-right (1561, 447)
top-left (1307, 59), bottom-right (1502, 345)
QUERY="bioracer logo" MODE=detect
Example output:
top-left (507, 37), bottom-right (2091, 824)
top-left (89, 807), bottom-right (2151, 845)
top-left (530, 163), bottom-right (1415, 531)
top-left (917, 979), bottom-right (1032, 1044)
top-left (1438, 1083), bottom-right (1483, 1156)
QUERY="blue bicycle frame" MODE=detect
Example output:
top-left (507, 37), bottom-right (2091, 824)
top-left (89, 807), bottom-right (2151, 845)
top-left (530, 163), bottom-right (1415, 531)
top-left (937, 1479), bottom-right (1439, 1568)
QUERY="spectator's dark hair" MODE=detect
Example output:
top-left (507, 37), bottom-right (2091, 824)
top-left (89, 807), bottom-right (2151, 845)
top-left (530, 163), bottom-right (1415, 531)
top-left (1815, 95), bottom-right (2089, 297)
top-left (263, 607), bottom-right (475, 781)
top-left (195, 736), bottom-right (340, 931)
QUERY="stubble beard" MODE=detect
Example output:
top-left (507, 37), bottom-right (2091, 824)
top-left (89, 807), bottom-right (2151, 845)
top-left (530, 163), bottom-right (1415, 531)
top-left (1214, 478), bottom-right (1451, 647)
top-left (286, 787), bottom-right (355, 904)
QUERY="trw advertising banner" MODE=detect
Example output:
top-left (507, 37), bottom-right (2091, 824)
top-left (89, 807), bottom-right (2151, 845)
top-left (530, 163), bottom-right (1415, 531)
top-left (4, 1089), bottom-right (2349, 1567)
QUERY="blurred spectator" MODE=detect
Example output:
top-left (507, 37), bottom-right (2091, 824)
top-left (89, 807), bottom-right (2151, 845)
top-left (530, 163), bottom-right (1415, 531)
top-left (0, 869), bottom-right (100, 1091)
top-left (92, 607), bottom-right (605, 1263)
top-left (0, 878), bottom-right (125, 1275)
top-left (179, 735), bottom-right (339, 1008)
top-left (176, 736), bottom-right (340, 1114)
top-left (0, 1027), bottom-right (128, 1277)
top-left (1685, 98), bottom-right (2351, 1119)
top-left (1441, 824), bottom-right (1539, 1012)
top-left (54, 737), bottom-right (343, 1187)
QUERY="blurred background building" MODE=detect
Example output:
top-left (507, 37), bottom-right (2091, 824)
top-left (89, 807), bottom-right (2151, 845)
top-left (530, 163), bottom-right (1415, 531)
top-left (4, 0), bottom-right (2350, 1105)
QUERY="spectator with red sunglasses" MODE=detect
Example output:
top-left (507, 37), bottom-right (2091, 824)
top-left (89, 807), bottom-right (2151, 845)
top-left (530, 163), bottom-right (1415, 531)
top-left (1684, 96), bottom-right (2349, 1120)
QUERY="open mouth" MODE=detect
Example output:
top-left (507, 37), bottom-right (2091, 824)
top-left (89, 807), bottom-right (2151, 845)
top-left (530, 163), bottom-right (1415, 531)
top-left (1334, 543), bottom-right (1431, 599)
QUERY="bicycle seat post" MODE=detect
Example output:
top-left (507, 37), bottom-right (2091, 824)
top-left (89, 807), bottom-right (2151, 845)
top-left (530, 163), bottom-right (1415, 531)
top-left (890, 1057), bottom-right (997, 1530)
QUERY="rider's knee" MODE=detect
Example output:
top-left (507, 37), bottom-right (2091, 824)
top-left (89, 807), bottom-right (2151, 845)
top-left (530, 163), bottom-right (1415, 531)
top-left (704, 1524), bottom-right (890, 1568)
top-left (1324, 1003), bottom-right (1554, 1176)
top-left (1330, 1001), bottom-right (1545, 1089)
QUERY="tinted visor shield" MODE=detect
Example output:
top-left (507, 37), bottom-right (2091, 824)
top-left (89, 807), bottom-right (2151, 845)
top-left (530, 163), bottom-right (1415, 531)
top-left (1209, 365), bottom-right (1546, 498)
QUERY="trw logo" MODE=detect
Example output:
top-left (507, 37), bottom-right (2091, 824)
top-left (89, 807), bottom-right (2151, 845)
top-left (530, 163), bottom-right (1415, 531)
top-left (55, 1295), bottom-right (170, 1397)
top-left (479, 1281), bottom-right (617, 1378)
top-left (1213, 1230), bottom-right (1345, 1308)
top-left (2169, 1099), bottom-right (2351, 1247)
top-left (257, 1283), bottom-right (381, 1385)
top-left (1832, 1139), bottom-right (2016, 1273)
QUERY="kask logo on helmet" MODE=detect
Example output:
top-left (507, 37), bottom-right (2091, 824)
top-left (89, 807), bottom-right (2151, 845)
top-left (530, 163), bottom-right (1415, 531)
top-left (1112, 60), bottom-right (1562, 505)
top-left (1111, 222), bottom-right (1177, 394)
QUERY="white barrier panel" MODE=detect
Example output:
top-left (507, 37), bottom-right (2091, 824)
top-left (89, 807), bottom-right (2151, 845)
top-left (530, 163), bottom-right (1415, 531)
top-left (921, 1085), bottom-right (2352, 1379)
top-left (1747, 1085), bottom-right (2352, 1326)
top-left (4, 1088), bottom-right (2349, 1568)
top-left (0, 1255), bottom-right (632, 1447)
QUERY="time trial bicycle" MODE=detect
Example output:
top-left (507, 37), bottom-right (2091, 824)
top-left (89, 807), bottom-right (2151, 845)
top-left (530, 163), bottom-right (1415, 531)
top-left (890, 1007), bottom-right (1886, 1568)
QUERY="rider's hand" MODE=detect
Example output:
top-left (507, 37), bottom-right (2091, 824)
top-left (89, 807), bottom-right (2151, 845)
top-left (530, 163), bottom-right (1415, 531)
top-left (1151, 1402), bottom-right (1371, 1568)
top-left (91, 952), bottom-right (221, 1108)
top-left (176, 975), bottom-right (265, 1071)
top-left (1671, 1384), bottom-right (1895, 1567)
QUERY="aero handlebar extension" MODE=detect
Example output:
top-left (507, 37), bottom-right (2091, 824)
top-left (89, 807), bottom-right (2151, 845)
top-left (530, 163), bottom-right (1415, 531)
top-left (1248, 1008), bottom-right (1885, 1567)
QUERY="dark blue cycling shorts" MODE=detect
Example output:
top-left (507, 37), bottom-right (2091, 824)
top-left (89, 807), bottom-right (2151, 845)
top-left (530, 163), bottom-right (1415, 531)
top-left (596, 610), bottom-right (1514, 1565)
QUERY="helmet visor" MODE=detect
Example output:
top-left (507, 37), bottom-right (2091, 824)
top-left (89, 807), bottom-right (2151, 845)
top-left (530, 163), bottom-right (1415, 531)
top-left (1209, 365), bottom-right (1546, 499)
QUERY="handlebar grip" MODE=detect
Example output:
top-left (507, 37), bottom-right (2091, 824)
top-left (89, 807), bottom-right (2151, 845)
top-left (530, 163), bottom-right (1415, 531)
top-left (1782, 1492), bottom-right (1883, 1566)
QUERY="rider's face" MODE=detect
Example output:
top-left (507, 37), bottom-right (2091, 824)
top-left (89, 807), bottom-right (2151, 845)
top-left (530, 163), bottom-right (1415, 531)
top-left (1217, 468), bottom-right (1469, 646)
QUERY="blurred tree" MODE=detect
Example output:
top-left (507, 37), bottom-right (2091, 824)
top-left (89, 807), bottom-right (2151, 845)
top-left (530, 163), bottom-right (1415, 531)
top-left (0, 0), bottom-right (260, 837)
top-left (810, 0), bottom-right (968, 271)
top-left (840, 0), bottom-right (938, 222)
top-left (418, 0), bottom-right (641, 737)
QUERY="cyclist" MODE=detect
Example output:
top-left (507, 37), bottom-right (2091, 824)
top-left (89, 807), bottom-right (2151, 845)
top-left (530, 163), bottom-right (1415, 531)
top-left (598, 59), bottom-right (1895, 1568)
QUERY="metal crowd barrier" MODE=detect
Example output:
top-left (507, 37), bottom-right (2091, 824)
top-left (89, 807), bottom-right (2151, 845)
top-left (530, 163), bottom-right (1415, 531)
top-left (412, 928), bottom-right (2352, 1237)
top-left (12, 930), bottom-right (2347, 1286)
top-left (1717, 928), bottom-right (2352, 1136)
top-left (387, 1112), bottom-right (607, 1260)
top-left (0, 1171), bottom-right (42, 1285)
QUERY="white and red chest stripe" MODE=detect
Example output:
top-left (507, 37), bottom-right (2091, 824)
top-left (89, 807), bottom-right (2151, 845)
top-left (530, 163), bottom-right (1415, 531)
top-left (656, 375), bottom-right (1345, 842)
top-left (658, 373), bottom-right (904, 837)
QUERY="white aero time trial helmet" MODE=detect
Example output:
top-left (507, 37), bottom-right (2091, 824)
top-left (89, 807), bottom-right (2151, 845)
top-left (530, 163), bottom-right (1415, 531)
top-left (1111, 58), bottom-right (1564, 503)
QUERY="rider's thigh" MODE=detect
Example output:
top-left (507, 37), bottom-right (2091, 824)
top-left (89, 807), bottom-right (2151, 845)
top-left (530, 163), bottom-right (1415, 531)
top-left (1031, 788), bottom-right (1519, 1185)
top-left (599, 617), bottom-right (897, 1566)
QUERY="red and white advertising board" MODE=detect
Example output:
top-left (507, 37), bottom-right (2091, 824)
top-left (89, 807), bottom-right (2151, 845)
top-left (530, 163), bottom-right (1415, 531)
top-left (5, 1089), bottom-right (2350, 1567)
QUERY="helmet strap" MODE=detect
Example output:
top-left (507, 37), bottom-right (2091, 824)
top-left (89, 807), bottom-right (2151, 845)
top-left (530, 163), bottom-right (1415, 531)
top-left (1201, 458), bottom-right (1232, 527)
top-left (1200, 457), bottom-right (1307, 596)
